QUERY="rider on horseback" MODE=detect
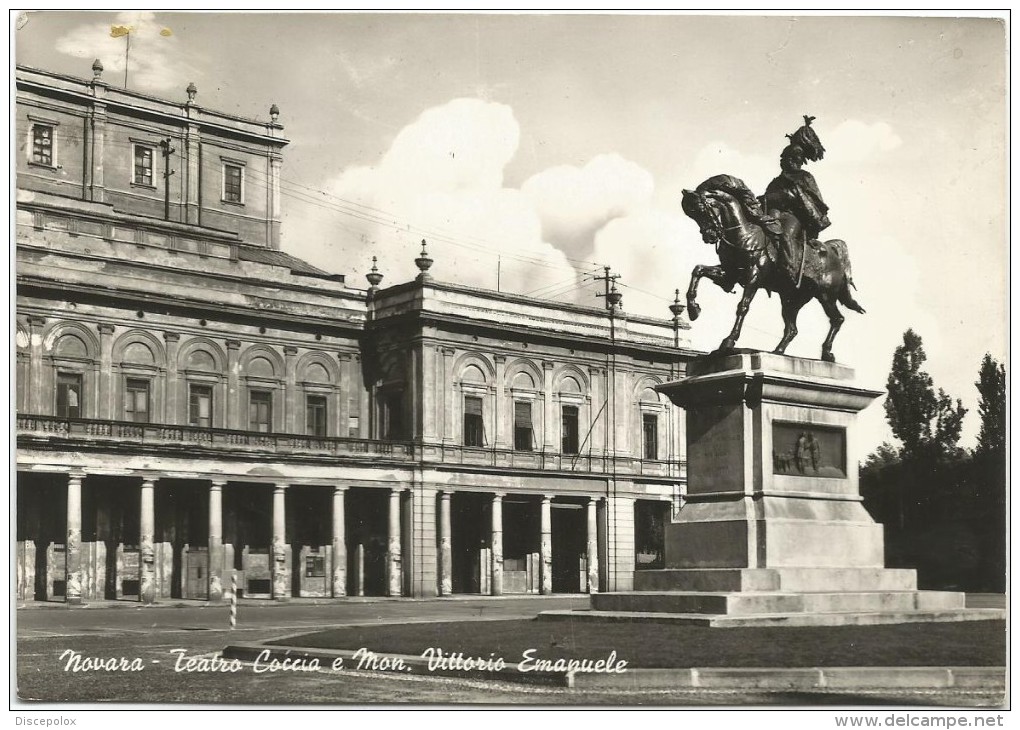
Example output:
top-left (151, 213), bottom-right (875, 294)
top-left (762, 116), bottom-right (832, 283)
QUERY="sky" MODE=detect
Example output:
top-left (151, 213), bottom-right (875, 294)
top-left (13, 11), bottom-right (1008, 456)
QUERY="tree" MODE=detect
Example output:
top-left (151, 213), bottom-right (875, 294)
top-left (884, 329), bottom-right (967, 461)
top-left (975, 353), bottom-right (1006, 456)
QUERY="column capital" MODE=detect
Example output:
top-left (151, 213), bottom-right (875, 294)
top-left (283, 345), bottom-right (298, 356)
top-left (439, 489), bottom-right (453, 499)
top-left (542, 360), bottom-right (555, 371)
top-left (226, 339), bottom-right (241, 350)
top-left (494, 354), bottom-right (506, 365)
top-left (67, 471), bottom-right (85, 485)
top-left (26, 315), bottom-right (47, 327)
top-left (97, 323), bottom-right (115, 335)
top-left (491, 491), bottom-right (505, 500)
top-left (163, 331), bottom-right (181, 343)
top-left (440, 347), bottom-right (456, 357)
top-left (541, 494), bottom-right (554, 503)
top-left (140, 477), bottom-right (156, 489)
top-left (333, 484), bottom-right (349, 494)
top-left (209, 479), bottom-right (227, 489)
top-left (338, 351), bottom-right (353, 361)
top-left (273, 483), bottom-right (289, 492)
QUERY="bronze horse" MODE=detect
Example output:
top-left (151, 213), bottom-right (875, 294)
top-left (681, 175), bottom-right (864, 362)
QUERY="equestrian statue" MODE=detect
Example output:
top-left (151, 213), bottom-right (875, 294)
top-left (681, 116), bottom-right (864, 362)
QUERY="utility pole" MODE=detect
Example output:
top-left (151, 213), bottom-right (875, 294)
top-left (159, 137), bottom-right (176, 221)
top-left (593, 266), bottom-right (622, 590)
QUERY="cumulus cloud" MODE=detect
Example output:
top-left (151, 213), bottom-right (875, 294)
top-left (521, 154), bottom-right (654, 257)
top-left (284, 98), bottom-right (577, 297)
top-left (54, 11), bottom-right (197, 92)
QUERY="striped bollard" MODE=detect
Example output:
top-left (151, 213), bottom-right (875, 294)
top-left (229, 573), bottom-right (237, 630)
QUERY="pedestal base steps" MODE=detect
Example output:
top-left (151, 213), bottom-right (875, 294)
top-left (538, 567), bottom-right (1005, 627)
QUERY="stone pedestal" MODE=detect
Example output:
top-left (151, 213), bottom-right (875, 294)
top-left (540, 352), bottom-right (1004, 627)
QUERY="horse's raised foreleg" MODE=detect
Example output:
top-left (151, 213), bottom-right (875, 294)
top-left (719, 276), bottom-right (760, 352)
top-left (773, 291), bottom-right (810, 355)
top-left (818, 294), bottom-right (846, 363)
top-left (686, 264), bottom-right (732, 322)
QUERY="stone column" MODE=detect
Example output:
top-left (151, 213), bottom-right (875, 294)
top-left (85, 91), bottom-right (107, 203)
top-left (26, 316), bottom-right (46, 414)
top-left (387, 488), bottom-right (402, 596)
top-left (65, 473), bottom-right (84, 604)
top-left (491, 493), bottom-right (504, 596)
top-left (441, 348), bottom-right (456, 443)
top-left (140, 478), bottom-right (156, 604)
top-left (98, 324), bottom-right (115, 419)
top-left (184, 122), bottom-right (201, 226)
top-left (540, 495), bottom-right (553, 595)
top-left (586, 498), bottom-right (599, 594)
top-left (163, 333), bottom-right (180, 424)
top-left (338, 354), bottom-right (351, 437)
top-left (208, 480), bottom-right (225, 602)
top-left (268, 154), bottom-right (283, 248)
top-left (588, 366), bottom-right (604, 458)
top-left (541, 361), bottom-right (555, 451)
top-left (284, 346), bottom-right (298, 433)
top-left (271, 485), bottom-right (289, 600)
top-left (439, 491), bottom-right (453, 596)
top-left (331, 486), bottom-right (347, 597)
top-left (493, 355), bottom-right (507, 449)
top-left (226, 340), bottom-right (240, 430)
top-left (605, 492), bottom-right (636, 592)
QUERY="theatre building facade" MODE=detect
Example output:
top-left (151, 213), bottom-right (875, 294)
top-left (15, 62), bottom-right (695, 604)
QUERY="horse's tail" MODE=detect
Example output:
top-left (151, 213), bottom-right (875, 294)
top-left (827, 239), bottom-right (866, 313)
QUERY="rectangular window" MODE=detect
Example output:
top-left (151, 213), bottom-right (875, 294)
top-left (249, 390), bottom-right (272, 433)
top-left (56, 372), bottom-right (82, 419)
top-left (348, 415), bottom-right (360, 439)
top-left (561, 405), bottom-right (579, 454)
top-left (514, 401), bottom-right (534, 452)
top-left (223, 164), bottom-right (243, 203)
top-left (306, 394), bottom-right (327, 437)
top-left (642, 413), bottom-right (659, 460)
top-left (189, 384), bottom-right (212, 428)
top-left (463, 396), bottom-right (484, 447)
top-left (124, 378), bottom-right (150, 423)
top-left (31, 124), bottom-right (54, 166)
top-left (133, 145), bottom-right (153, 186)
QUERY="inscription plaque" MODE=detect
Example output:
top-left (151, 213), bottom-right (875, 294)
top-left (772, 422), bottom-right (846, 478)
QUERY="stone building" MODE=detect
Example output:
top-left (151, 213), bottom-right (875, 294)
top-left (15, 62), bottom-right (695, 604)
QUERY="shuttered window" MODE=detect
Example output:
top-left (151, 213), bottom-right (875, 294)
top-left (463, 396), bottom-right (484, 447)
top-left (514, 401), bottom-right (534, 451)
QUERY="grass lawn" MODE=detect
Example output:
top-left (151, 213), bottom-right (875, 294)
top-left (270, 618), bottom-right (1006, 669)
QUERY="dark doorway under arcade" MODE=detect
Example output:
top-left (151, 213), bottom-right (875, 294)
top-left (345, 487), bottom-right (389, 597)
top-left (551, 500), bottom-right (587, 593)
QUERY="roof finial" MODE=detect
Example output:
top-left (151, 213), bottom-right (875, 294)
top-left (414, 238), bottom-right (434, 280)
top-left (91, 59), bottom-right (104, 79)
top-left (186, 82), bottom-right (197, 104)
top-left (269, 103), bottom-right (280, 123)
top-left (366, 255), bottom-right (384, 290)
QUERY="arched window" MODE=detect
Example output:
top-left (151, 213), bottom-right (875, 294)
top-left (639, 387), bottom-right (662, 460)
top-left (460, 363), bottom-right (488, 448)
top-left (49, 330), bottom-right (96, 419)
